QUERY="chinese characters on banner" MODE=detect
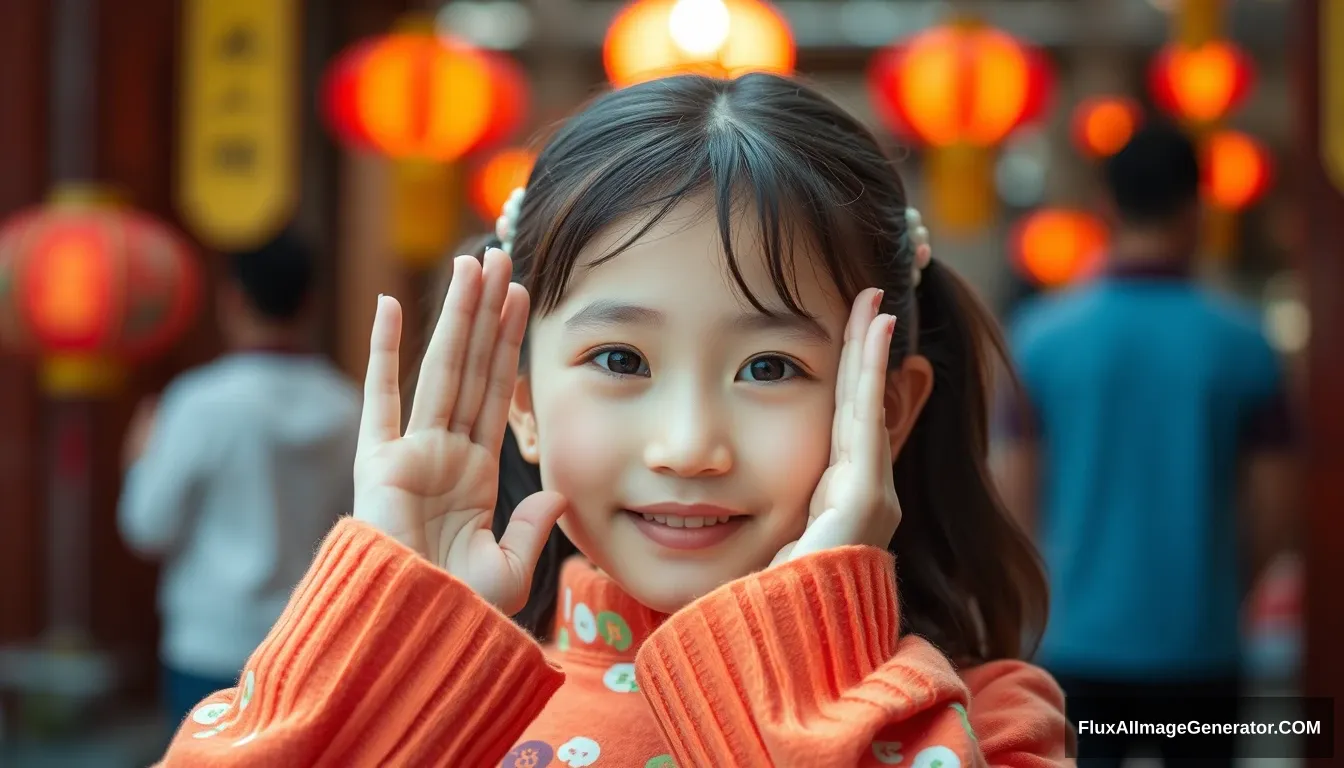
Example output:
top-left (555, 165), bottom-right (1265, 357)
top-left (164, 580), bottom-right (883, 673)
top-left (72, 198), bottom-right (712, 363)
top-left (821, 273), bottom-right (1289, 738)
top-left (178, 0), bottom-right (298, 250)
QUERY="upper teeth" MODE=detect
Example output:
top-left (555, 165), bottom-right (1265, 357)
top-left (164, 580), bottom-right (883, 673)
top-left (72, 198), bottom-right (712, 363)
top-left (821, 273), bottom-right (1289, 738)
top-left (640, 514), bottom-right (732, 528)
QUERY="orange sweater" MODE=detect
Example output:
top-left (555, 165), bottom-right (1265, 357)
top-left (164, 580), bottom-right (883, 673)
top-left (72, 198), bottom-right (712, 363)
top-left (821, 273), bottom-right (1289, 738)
top-left (157, 520), bottom-right (1067, 767)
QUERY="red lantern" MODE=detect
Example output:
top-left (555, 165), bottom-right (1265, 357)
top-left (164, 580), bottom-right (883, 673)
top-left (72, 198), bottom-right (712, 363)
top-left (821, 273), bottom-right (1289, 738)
top-left (321, 29), bottom-right (526, 162)
top-left (1202, 130), bottom-right (1273, 211)
top-left (1011, 209), bottom-right (1109, 289)
top-left (604, 0), bottom-right (795, 88)
top-left (468, 148), bottom-right (537, 223)
top-left (1148, 40), bottom-right (1254, 125)
top-left (867, 23), bottom-right (1054, 148)
top-left (0, 191), bottom-right (201, 390)
top-left (1071, 96), bottom-right (1143, 159)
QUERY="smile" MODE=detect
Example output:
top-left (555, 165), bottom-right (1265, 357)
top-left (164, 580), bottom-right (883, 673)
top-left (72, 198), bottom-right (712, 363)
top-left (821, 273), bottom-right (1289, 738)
top-left (634, 513), bottom-right (733, 528)
top-left (622, 503), bottom-right (749, 550)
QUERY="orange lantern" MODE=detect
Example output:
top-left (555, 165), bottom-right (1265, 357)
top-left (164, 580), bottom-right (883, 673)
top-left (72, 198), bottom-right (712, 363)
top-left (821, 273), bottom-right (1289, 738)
top-left (1202, 130), bottom-right (1273, 211)
top-left (468, 148), bottom-right (537, 223)
top-left (1148, 40), bottom-right (1254, 126)
top-left (1071, 96), bottom-right (1143, 159)
top-left (1011, 208), bottom-right (1109, 289)
top-left (0, 188), bottom-right (202, 394)
top-left (867, 21), bottom-right (1054, 232)
top-left (868, 24), bottom-right (1054, 149)
top-left (604, 0), bottom-right (795, 88)
top-left (321, 30), bottom-right (525, 162)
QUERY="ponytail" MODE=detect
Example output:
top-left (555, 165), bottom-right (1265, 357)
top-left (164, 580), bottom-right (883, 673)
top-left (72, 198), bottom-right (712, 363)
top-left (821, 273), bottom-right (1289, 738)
top-left (890, 261), bottom-right (1049, 663)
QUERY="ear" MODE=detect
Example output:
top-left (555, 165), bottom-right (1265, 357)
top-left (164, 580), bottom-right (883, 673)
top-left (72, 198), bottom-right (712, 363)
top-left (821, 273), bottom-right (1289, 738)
top-left (883, 354), bottom-right (934, 458)
top-left (507, 374), bottom-right (540, 464)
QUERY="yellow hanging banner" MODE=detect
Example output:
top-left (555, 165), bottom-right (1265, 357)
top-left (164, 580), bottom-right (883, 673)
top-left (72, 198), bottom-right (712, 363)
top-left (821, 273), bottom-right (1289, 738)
top-left (1323, 0), bottom-right (1344, 194)
top-left (178, 0), bottom-right (298, 250)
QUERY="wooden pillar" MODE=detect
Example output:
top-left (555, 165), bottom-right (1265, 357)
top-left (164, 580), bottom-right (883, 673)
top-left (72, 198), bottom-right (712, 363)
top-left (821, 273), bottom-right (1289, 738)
top-left (1297, 0), bottom-right (1344, 762)
top-left (0, 0), bottom-right (49, 644)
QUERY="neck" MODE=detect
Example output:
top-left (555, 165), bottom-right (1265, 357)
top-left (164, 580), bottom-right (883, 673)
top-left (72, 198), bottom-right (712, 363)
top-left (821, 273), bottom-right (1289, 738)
top-left (1109, 228), bottom-right (1190, 268)
top-left (229, 323), bottom-right (308, 354)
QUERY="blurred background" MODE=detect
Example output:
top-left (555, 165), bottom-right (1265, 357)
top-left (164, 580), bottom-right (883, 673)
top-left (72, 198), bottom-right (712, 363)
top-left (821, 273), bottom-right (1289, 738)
top-left (0, 0), bottom-right (1336, 765)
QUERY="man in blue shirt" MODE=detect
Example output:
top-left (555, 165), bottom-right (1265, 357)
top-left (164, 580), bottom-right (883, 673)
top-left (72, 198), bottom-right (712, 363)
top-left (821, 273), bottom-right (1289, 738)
top-left (998, 122), bottom-right (1298, 766)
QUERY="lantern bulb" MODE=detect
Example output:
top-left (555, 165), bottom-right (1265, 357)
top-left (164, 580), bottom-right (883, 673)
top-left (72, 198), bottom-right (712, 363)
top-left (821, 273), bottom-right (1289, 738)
top-left (669, 0), bottom-right (731, 57)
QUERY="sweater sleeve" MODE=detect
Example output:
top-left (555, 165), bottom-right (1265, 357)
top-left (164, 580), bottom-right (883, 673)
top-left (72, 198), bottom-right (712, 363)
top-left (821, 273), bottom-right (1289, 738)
top-left (634, 546), bottom-right (1067, 767)
top-left (156, 518), bottom-right (565, 767)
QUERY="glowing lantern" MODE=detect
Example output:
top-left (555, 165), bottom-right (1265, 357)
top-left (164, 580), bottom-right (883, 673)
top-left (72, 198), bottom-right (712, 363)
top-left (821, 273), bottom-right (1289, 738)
top-left (1011, 208), bottom-right (1109, 289)
top-left (1148, 40), bottom-right (1254, 125)
top-left (1202, 130), bottom-right (1273, 211)
top-left (604, 0), bottom-right (795, 88)
top-left (1071, 96), bottom-right (1143, 159)
top-left (0, 187), bottom-right (202, 394)
top-left (867, 20), bottom-right (1054, 232)
top-left (468, 148), bottom-right (537, 223)
top-left (321, 29), bottom-right (526, 162)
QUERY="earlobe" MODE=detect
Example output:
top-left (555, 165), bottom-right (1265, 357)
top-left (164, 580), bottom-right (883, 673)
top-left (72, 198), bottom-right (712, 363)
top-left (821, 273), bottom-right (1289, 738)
top-left (507, 376), bottom-right (541, 464)
top-left (883, 355), bottom-right (934, 459)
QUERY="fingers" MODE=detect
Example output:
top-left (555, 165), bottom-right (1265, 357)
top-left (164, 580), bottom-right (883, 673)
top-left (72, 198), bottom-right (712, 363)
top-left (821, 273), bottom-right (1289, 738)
top-left (833, 288), bottom-right (883, 462)
top-left (449, 248), bottom-right (513, 433)
top-left (498, 491), bottom-right (568, 595)
top-left (854, 313), bottom-right (897, 460)
top-left (357, 295), bottom-right (404, 459)
top-left (407, 255), bottom-right (483, 432)
top-left (472, 282), bottom-right (531, 455)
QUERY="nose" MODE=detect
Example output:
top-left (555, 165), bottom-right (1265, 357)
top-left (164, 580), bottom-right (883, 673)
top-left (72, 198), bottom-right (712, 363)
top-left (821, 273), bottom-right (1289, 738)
top-left (643, 385), bottom-right (733, 478)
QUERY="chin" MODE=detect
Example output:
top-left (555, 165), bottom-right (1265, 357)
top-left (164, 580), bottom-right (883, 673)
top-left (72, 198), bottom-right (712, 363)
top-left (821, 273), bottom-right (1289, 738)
top-left (610, 562), bottom-right (744, 615)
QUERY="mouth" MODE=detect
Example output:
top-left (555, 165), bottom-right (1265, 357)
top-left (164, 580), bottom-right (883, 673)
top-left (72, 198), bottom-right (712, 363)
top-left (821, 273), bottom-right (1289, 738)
top-left (622, 504), bottom-right (749, 550)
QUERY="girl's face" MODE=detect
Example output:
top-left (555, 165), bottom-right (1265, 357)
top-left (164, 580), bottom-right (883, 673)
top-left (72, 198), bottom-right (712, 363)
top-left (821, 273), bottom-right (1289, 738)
top-left (510, 195), bottom-right (852, 612)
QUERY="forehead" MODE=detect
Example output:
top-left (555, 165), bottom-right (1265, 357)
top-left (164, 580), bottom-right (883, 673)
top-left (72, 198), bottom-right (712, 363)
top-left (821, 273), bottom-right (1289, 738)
top-left (552, 193), bottom-right (846, 318)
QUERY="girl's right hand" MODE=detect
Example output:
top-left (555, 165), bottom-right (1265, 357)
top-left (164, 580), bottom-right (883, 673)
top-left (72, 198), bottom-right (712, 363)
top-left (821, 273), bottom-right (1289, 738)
top-left (353, 248), bottom-right (568, 615)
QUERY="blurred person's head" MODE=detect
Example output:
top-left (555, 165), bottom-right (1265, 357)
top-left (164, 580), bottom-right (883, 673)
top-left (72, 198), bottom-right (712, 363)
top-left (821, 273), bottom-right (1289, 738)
top-left (1102, 120), bottom-right (1202, 262)
top-left (219, 231), bottom-right (315, 350)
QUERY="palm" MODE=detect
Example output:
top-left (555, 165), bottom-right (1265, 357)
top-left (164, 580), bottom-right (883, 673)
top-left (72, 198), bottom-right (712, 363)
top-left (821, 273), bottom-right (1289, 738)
top-left (353, 250), bottom-right (567, 614)
top-left (776, 288), bottom-right (901, 565)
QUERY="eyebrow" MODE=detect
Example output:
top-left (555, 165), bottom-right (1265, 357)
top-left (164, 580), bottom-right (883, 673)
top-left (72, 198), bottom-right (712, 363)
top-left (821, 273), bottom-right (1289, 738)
top-left (563, 300), bottom-right (833, 345)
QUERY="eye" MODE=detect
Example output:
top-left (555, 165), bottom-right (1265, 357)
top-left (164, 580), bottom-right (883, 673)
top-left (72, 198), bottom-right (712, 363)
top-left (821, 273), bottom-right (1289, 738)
top-left (737, 354), bottom-right (804, 383)
top-left (588, 346), bottom-right (650, 377)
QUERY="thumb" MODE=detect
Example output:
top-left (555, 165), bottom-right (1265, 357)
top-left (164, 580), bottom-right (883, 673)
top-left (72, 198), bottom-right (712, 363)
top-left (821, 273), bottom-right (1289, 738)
top-left (498, 490), bottom-right (569, 588)
top-left (787, 507), bottom-right (849, 562)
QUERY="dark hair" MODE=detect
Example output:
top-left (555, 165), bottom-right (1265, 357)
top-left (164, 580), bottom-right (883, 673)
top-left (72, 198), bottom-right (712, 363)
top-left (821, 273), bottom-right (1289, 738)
top-left (228, 231), bottom-right (314, 321)
top-left (440, 73), bottom-right (1046, 663)
top-left (1103, 120), bottom-right (1200, 225)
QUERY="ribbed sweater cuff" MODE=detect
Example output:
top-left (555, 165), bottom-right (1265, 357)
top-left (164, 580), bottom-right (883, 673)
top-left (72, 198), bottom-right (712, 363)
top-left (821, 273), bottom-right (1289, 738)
top-left (635, 546), bottom-right (899, 743)
top-left (237, 518), bottom-right (563, 765)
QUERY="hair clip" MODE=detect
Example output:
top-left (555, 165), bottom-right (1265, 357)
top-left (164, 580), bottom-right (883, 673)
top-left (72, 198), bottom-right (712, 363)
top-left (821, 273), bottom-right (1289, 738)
top-left (495, 187), bottom-right (526, 256)
top-left (905, 207), bottom-right (932, 288)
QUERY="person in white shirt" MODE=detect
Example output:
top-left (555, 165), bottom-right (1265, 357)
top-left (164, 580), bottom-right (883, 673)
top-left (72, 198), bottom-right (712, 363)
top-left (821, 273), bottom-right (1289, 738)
top-left (118, 232), bottom-right (360, 726)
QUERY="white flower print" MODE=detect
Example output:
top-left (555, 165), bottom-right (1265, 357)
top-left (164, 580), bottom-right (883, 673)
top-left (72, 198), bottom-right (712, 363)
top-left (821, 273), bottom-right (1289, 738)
top-left (558, 736), bottom-right (601, 766)
top-left (602, 662), bottom-right (639, 693)
top-left (192, 702), bottom-right (231, 726)
top-left (572, 602), bottom-right (598, 644)
top-left (910, 745), bottom-right (960, 768)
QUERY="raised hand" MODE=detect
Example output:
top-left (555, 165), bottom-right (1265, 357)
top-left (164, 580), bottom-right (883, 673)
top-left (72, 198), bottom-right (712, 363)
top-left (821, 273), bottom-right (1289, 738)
top-left (773, 287), bottom-right (901, 565)
top-left (353, 248), bottom-right (568, 614)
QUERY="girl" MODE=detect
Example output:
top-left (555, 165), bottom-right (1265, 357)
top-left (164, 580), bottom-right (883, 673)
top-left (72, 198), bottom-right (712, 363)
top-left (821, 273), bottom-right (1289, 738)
top-left (158, 73), bottom-right (1067, 767)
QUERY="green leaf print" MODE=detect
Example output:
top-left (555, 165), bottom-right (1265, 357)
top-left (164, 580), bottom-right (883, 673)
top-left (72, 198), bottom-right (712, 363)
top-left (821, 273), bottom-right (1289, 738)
top-left (595, 610), bottom-right (632, 651)
top-left (950, 702), bottom-right (977, 743)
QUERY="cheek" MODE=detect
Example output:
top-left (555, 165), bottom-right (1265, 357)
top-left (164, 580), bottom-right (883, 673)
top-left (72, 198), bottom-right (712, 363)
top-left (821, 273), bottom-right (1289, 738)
top-left (535, 382), bottom-right (627, 513)
top-left (738, 393), bottom-right (834, 511)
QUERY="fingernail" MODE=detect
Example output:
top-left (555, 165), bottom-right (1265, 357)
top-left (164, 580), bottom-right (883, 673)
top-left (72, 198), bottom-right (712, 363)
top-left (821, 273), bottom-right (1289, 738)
top-left (886, 315), bottom-right (898, 336)
top-left (872, 289), bottom-right (885, 311)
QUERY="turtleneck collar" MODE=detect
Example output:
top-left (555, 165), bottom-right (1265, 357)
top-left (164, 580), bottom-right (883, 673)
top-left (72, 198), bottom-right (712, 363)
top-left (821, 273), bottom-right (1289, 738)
top-left (549, 556), bottom-right (669, 664)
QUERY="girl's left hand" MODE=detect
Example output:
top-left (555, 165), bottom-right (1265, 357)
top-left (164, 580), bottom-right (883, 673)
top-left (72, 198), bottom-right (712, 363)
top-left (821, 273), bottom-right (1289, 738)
top-left (772, 288), bottom-right (901, 565)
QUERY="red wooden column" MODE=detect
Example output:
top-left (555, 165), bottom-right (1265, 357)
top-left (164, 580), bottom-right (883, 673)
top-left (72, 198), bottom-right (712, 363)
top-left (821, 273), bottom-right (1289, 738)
top-left (1297, 0), bottom-right (1344, 762)
top-left (0, 0), bottom-right (48, 644)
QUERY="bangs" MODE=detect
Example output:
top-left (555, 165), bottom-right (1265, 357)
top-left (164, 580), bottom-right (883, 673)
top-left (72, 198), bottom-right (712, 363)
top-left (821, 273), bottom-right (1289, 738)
top-left (521, 81), bottom-right (874, 320)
